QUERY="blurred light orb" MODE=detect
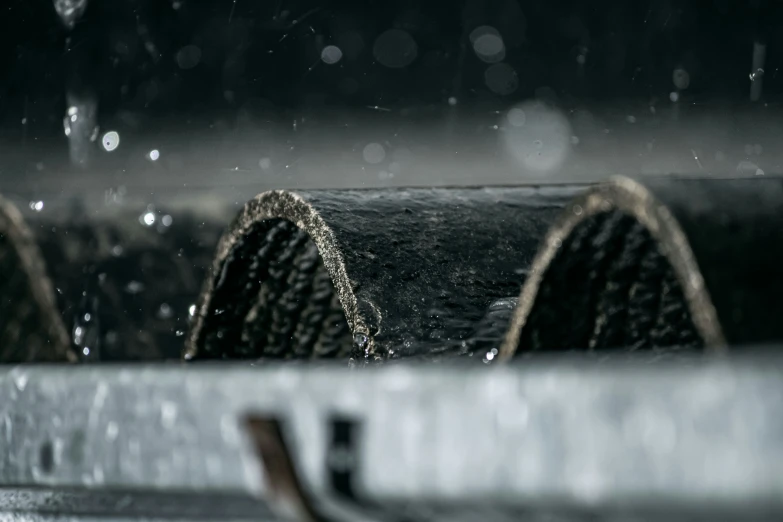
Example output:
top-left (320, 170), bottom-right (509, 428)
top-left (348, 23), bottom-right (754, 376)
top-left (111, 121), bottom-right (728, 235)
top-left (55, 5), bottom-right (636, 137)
top-left (503, 101), bottom-right (572, 174)
top-left (321, 45), bottom-right (343, 65)
top-left (148, 149), bottom-right (160, 161)
top-left (259, 157), bottom-right (272, 170)
top-left (363, 142), bottom-right (386, 164)
top-left (485, 63), bottom-right (519, 95)
top-left (176, 45), bottom-right (202, 70)
top-left (101, 131), bottom-right (120, 152)
top-left (669, 91), bottom-right (680, 102)
top-left (373, 29), bottom-right (418, 68)
top-left (141, 212), bottom-right (156, 226)
top-left (470, 26), bottom-right (505, 64)
top-left (672, 68), bottom-right (690, 90)
top-left (507, 107), bottom-right (526, 127)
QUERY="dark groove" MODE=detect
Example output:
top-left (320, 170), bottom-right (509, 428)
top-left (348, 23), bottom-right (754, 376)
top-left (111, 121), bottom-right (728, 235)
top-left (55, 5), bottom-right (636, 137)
top-left (517, 210), bottom-right (703, 354)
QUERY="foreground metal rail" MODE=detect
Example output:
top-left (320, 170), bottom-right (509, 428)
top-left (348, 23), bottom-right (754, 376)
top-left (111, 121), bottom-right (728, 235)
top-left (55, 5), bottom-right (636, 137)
top-left (1, 356), bottom-right (782, 521)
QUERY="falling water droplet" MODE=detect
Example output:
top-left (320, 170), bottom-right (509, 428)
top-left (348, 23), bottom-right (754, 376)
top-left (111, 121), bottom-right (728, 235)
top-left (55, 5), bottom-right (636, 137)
top-left (64, 94), bottom-right (98, 167)
top-left (353, 332), bottom-right (369, 351)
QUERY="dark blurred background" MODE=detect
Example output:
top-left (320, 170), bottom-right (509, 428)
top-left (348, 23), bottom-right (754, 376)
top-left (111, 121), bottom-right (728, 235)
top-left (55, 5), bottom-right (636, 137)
top-left (1, 0), bottom-right (782, 206)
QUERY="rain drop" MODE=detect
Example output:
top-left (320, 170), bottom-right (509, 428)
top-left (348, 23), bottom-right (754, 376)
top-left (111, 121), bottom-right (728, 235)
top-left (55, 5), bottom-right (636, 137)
top-left (321, 45), bottom-right (343, 65)
top-left (503, 101), bottom-right (572, 174)
top-left (363, 142), bottom-right (386, 164)
top-left (101, 131), bottom-right (120, 152)
top-left (672, 68), bottom-right (690, 90)
top-left (484, 63), bottom-right (518, 95)
top-left (507, 107), bottom-right (526, 127)
top-left (140, 212), bottom-right (156, 226)
top-left (373, 29), bottom-right (418, 68)
top-left (470, 26), bottom-right (505, 64)
top-left (176, 45), bottom-right (202, 70)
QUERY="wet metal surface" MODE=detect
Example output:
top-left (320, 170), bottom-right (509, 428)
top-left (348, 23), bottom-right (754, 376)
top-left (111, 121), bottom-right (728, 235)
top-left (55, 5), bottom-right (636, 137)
top-left (0, 357), bottom-right (783, 521)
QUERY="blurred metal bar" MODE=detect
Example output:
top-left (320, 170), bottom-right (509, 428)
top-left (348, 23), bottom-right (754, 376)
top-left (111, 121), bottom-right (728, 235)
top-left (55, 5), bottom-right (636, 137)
top-left (1, 355), bottom-right (783, 520)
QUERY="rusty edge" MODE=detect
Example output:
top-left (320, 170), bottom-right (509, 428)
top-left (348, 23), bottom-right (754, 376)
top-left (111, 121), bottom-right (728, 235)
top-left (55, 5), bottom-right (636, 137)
top-left (184, 190), bottom-right (370, 361)
top-left (0, 195), bottom-right (76, 362)
top-left (499, 175), bottom-right (728, 360)
top-left (244, 416), bottom-right (331, 522)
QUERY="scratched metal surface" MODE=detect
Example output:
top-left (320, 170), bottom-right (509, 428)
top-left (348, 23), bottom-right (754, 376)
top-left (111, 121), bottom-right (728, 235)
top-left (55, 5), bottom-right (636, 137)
top-left (0, 356), bottom-right (782, 520)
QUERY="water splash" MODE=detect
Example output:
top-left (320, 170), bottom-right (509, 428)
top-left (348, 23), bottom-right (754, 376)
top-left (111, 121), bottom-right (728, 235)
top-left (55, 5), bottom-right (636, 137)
top-left (53, 0), bottom-right (88, 29)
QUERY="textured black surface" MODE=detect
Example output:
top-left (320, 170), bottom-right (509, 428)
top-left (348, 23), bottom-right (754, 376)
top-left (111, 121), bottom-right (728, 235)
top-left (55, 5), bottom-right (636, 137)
top-left (518, 210), bottom-right (701, 355)
top-left (197, 218), bottom-right (352, 360)
top-left (187, 185), bottom-right (583, 362)
top-left (504, 176), bottom-right (783, 358)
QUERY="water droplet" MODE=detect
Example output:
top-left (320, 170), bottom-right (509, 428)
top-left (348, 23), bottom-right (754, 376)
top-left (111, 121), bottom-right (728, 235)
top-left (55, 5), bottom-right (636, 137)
top-left (321, 45), bottom-right (343, 64)
top-left (484, 63), bottom-right (518, 95)
top-left (672, 68), bottom-right (690, 90)
top-left (125, 281), bottom-right (144, 294)
top-left (373, 29), bottom-right (418, 68)
top-left (363, 142), bottom-right (386, 164)
top-left (470, 26), bottom-right (505, 64)
top-left (669, 91), bottom-right (680, 102)
top-left (176, 45), bottom-right (202, 70)
top-left (140, 212), bottom-right (156, 226)
top-left (73, 326), bottom-right (84, 345)
top-left (157, 303), bottom-right (173, 320)
top-left (101, 131), bottom-right (120, 152)
top-left (573, 204), bottom-right (583, 216)
top-left (161, 401), bottom-right (177, 429)
top-left (259, 157), bottom-right (272, 170)
top-left (507, 107), bottom-right (526, 127)
top-left (161, 215), bottom-right (173, 227)
top-left (503, 101), bottom-right (572, 174)
top-left (105, 421), bottom-right (119, 441)
top-left (353, 332), bottom-right (369, 350)
top-left (448, 96), bottom-right (458, 106)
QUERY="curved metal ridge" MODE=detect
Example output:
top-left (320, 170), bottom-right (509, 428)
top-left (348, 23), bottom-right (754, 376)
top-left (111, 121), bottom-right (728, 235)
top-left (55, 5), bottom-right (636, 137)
top-left (185, 186), bottom-right (583, 362)
top-left (501, 175), bottom-right (783, 359)
top-left (0, 196), bottom-right (74, 362)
